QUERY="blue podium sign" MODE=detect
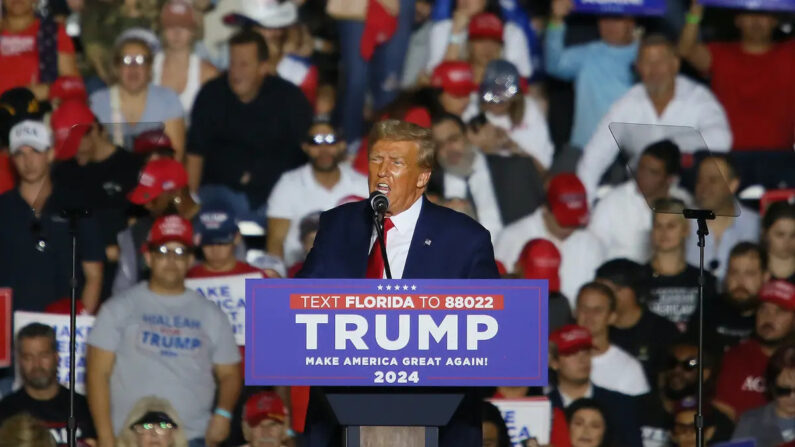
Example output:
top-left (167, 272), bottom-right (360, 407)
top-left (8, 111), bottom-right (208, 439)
top-left (245, 279), bottom-right (548, 387)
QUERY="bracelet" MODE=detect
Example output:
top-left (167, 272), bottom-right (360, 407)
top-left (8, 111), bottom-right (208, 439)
top-left (214, 408), bottom-right (233, 419)
top-left (686, 13), bottom-right (702, 24)
top-left (449, 32), bottom-right (467, 46)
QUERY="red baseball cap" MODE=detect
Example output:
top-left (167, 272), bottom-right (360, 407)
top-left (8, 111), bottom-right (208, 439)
top-left (50, 100), bottom-right (95, 160)
top-left (759, 280), bottom-right (795, 311)
top-left (128, 158), bottom-right (188, 205)
top-left (547, 173), bottom-right (588, 228)
top-left (133, 129), bottom-right (175, 156)
top-left (550, 324), bottom-right (594, 355)
top-left (468, 13), bottom-right (503, 42)
top-left (161, 0), bottom-right (197, 29)
top-left (50, 76), bottom-right (88, 103)
top-left (148, 214), bottom-right (193, 247)
top-left (431, 61), bottom-right (477, 97)
top-left (518, 239), bottom-right (561, 292)
top-left (244, 391), bottom-right (287, 427)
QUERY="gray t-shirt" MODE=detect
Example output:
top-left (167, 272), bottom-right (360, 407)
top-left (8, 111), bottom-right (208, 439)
top-left (89, 84), bottom-right (183, 150)
top-left (88, 282), bottom-right (240, 440)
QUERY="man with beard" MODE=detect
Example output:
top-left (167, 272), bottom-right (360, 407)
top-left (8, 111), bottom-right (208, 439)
top-left (265, 120), bottom-right (368, 268)
top-left (688, 242), bottom-right (768, 353)
top-left (639, 341), bottom-right (734, 447)
top-left (113, 157), bottom-right (200, 293)
top-left (0, 323), bottom-right (95, 446)
top-left (714, 280), bottom-right (795, 421)
top-left (430, 113), bottom-right (503, 239)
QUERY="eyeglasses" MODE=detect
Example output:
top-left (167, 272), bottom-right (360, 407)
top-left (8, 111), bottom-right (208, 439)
top-left (119, 54), bottom-right (151, 66)
top-left (306, 133), bottom-right (338, 145)
top-left (775, 385), bottom-right (795, 396)
top-left (132, 422), bottom-right (176, 435)
top-left (150, 245), bottom-right (190, 258)
top-left (667, 357), bottom-right (698, 372)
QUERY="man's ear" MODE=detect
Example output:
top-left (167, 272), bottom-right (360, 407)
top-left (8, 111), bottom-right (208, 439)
top-left (144, 250), bottom-right (152, 268)
top-left (417, 169), bottom-right (431, 189)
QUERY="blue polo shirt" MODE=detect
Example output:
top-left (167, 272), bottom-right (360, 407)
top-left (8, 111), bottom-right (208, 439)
top-left (0, 187), bottom-right (103, 312)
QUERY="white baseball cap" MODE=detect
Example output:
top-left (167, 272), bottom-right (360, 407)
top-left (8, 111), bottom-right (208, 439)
top-left (9, 120), bottom-right (52, 154)
top-left (226, 0), bottom-right (298, 29)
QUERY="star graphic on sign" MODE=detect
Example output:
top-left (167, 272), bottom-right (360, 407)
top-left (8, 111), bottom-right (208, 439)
top-left (377, 285), bottom-right (383, 290)
top-left (411, 285), bottom-right (417, 291)
top-left (403, 285), bottom-right (409, 291)
top-left (386, 285), bottom-right (392, 291)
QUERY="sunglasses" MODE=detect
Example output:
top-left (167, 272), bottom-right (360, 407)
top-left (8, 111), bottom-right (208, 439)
top-left (775, 385), bottom-right (795, 396)
top-left (119, 54), bottom-right (151, 66)
top-left (150, 245), bottom-right (190, 258)
top-left (132, 422), bottom-right (176, 435)
top-left (667, 357), bottom-right (698, 371)
top-left (673, 422), bottom-right (696, 434)
top-left (306, 133), bottom-right (338, 145)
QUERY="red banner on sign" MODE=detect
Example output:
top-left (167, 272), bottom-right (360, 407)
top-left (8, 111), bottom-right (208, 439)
top-left (0, 288), bottom-right (11, 368)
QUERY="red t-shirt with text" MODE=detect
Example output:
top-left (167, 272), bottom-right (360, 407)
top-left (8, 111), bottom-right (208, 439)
top-left (714, 338), bottom-right (769, 418)
top-left (0, 19), bottom-right (75, 95)
top-left (708, 40), bottom-right (795, 151)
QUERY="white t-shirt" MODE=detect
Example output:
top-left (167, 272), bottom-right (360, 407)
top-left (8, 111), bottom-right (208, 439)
top-left (591, 344), bottom-right (650, 396)
top-left (576, 75), bottom-right (732, 202)
top-left (426, 19), bottom-right (533, 78)
top-left (442, 151), bottom-right (503, 241)
top-left (463, 96), bottom-right (554, 169)
top-left (588, 182), bottom-right (653, 263)
top-left (267, 163), bottom-right (368, 266)
top-left (493, 208), bottom-right (605, 304)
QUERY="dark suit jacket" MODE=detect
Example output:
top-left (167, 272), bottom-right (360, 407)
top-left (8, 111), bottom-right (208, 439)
top-left (298, 196), bottom-right (500, 279)
top-left (298, 196), bottom-right (500, 447)
top-left (548, 384), bottom-right (644, 447)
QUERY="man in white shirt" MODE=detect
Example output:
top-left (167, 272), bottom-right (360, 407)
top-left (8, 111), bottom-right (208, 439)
top-left (588, 140), bottom-right (686, 263)
top-left (576, 34), bottom-right (732, 202)
top-left (266, 121), bottom-right (368, 268)
top-left (686, 154), bottom-right (759, 281)
top-left (494, 173), bottom-right (605, 303)
top-left (431, 113), bottom-right (503, 240)
top-left (575, 282), bottom-right (650, 396)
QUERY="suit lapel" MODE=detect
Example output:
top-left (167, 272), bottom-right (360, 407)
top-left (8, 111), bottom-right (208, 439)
top-left (403, 197), bottom-right (435, 279)
top-left (349, 201), bottom-right (373, 277)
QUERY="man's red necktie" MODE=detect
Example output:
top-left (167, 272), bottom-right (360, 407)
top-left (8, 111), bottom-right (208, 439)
top-left (366, 218), bottom-right (394, 279)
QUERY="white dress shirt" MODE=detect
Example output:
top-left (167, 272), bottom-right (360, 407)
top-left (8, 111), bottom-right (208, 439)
top-left (591, 344), bottom-right (650, 396)
top-left (577, 75), bottom-right (733, 202)
top-left (494, 209), bottom-right (606, 305)
top-left (443, 152), bottom-right (503, 241)
top-left (370, 197), bottom-right (423, 279)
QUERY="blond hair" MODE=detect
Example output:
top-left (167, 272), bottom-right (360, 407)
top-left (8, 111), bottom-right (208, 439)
top-left (368, 119), bottom-right (435, 170)
top-left (0, 413), bottom-right (56, 447)
top-left (116, 396), bottom-right (189, 447)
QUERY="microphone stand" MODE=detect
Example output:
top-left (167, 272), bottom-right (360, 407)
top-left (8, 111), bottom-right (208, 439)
top-left (61, 208), bottom-right (91, 447)
top-left (683, 208), bottom-right (715, 447)
top-left (371, 211), bottom-right (392, 279)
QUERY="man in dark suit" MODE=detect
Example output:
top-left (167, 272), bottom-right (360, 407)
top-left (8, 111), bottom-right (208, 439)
top-left (299, 119), bottom-right (500, 446)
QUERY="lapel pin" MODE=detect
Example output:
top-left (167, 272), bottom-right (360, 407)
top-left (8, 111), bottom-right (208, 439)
top-left (425, 239), bottom-right (432, 246)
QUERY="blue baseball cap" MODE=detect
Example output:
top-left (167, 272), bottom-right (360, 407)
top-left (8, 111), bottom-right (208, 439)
top-left (196, 206), bottom-right (238, 245)
top-left (479, 59), bottom-right (520, 104)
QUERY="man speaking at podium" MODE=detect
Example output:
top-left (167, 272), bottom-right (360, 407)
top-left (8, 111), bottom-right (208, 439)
top-left (298, 119), bottom-right (500, 446)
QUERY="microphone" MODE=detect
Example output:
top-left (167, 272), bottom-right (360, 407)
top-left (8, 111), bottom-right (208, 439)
top-left (369, 191), bottom-right (389, 214)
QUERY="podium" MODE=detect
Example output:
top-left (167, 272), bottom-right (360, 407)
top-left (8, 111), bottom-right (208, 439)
top-left (244, 279), bottom-right (548, 447)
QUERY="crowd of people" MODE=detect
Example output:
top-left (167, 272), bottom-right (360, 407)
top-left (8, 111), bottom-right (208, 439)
top-left (0, 0), bottom-right (793, 446)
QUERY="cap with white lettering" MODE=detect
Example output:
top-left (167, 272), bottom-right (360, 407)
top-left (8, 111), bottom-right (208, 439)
top-left (9, 120), bottom-right (52, 154)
